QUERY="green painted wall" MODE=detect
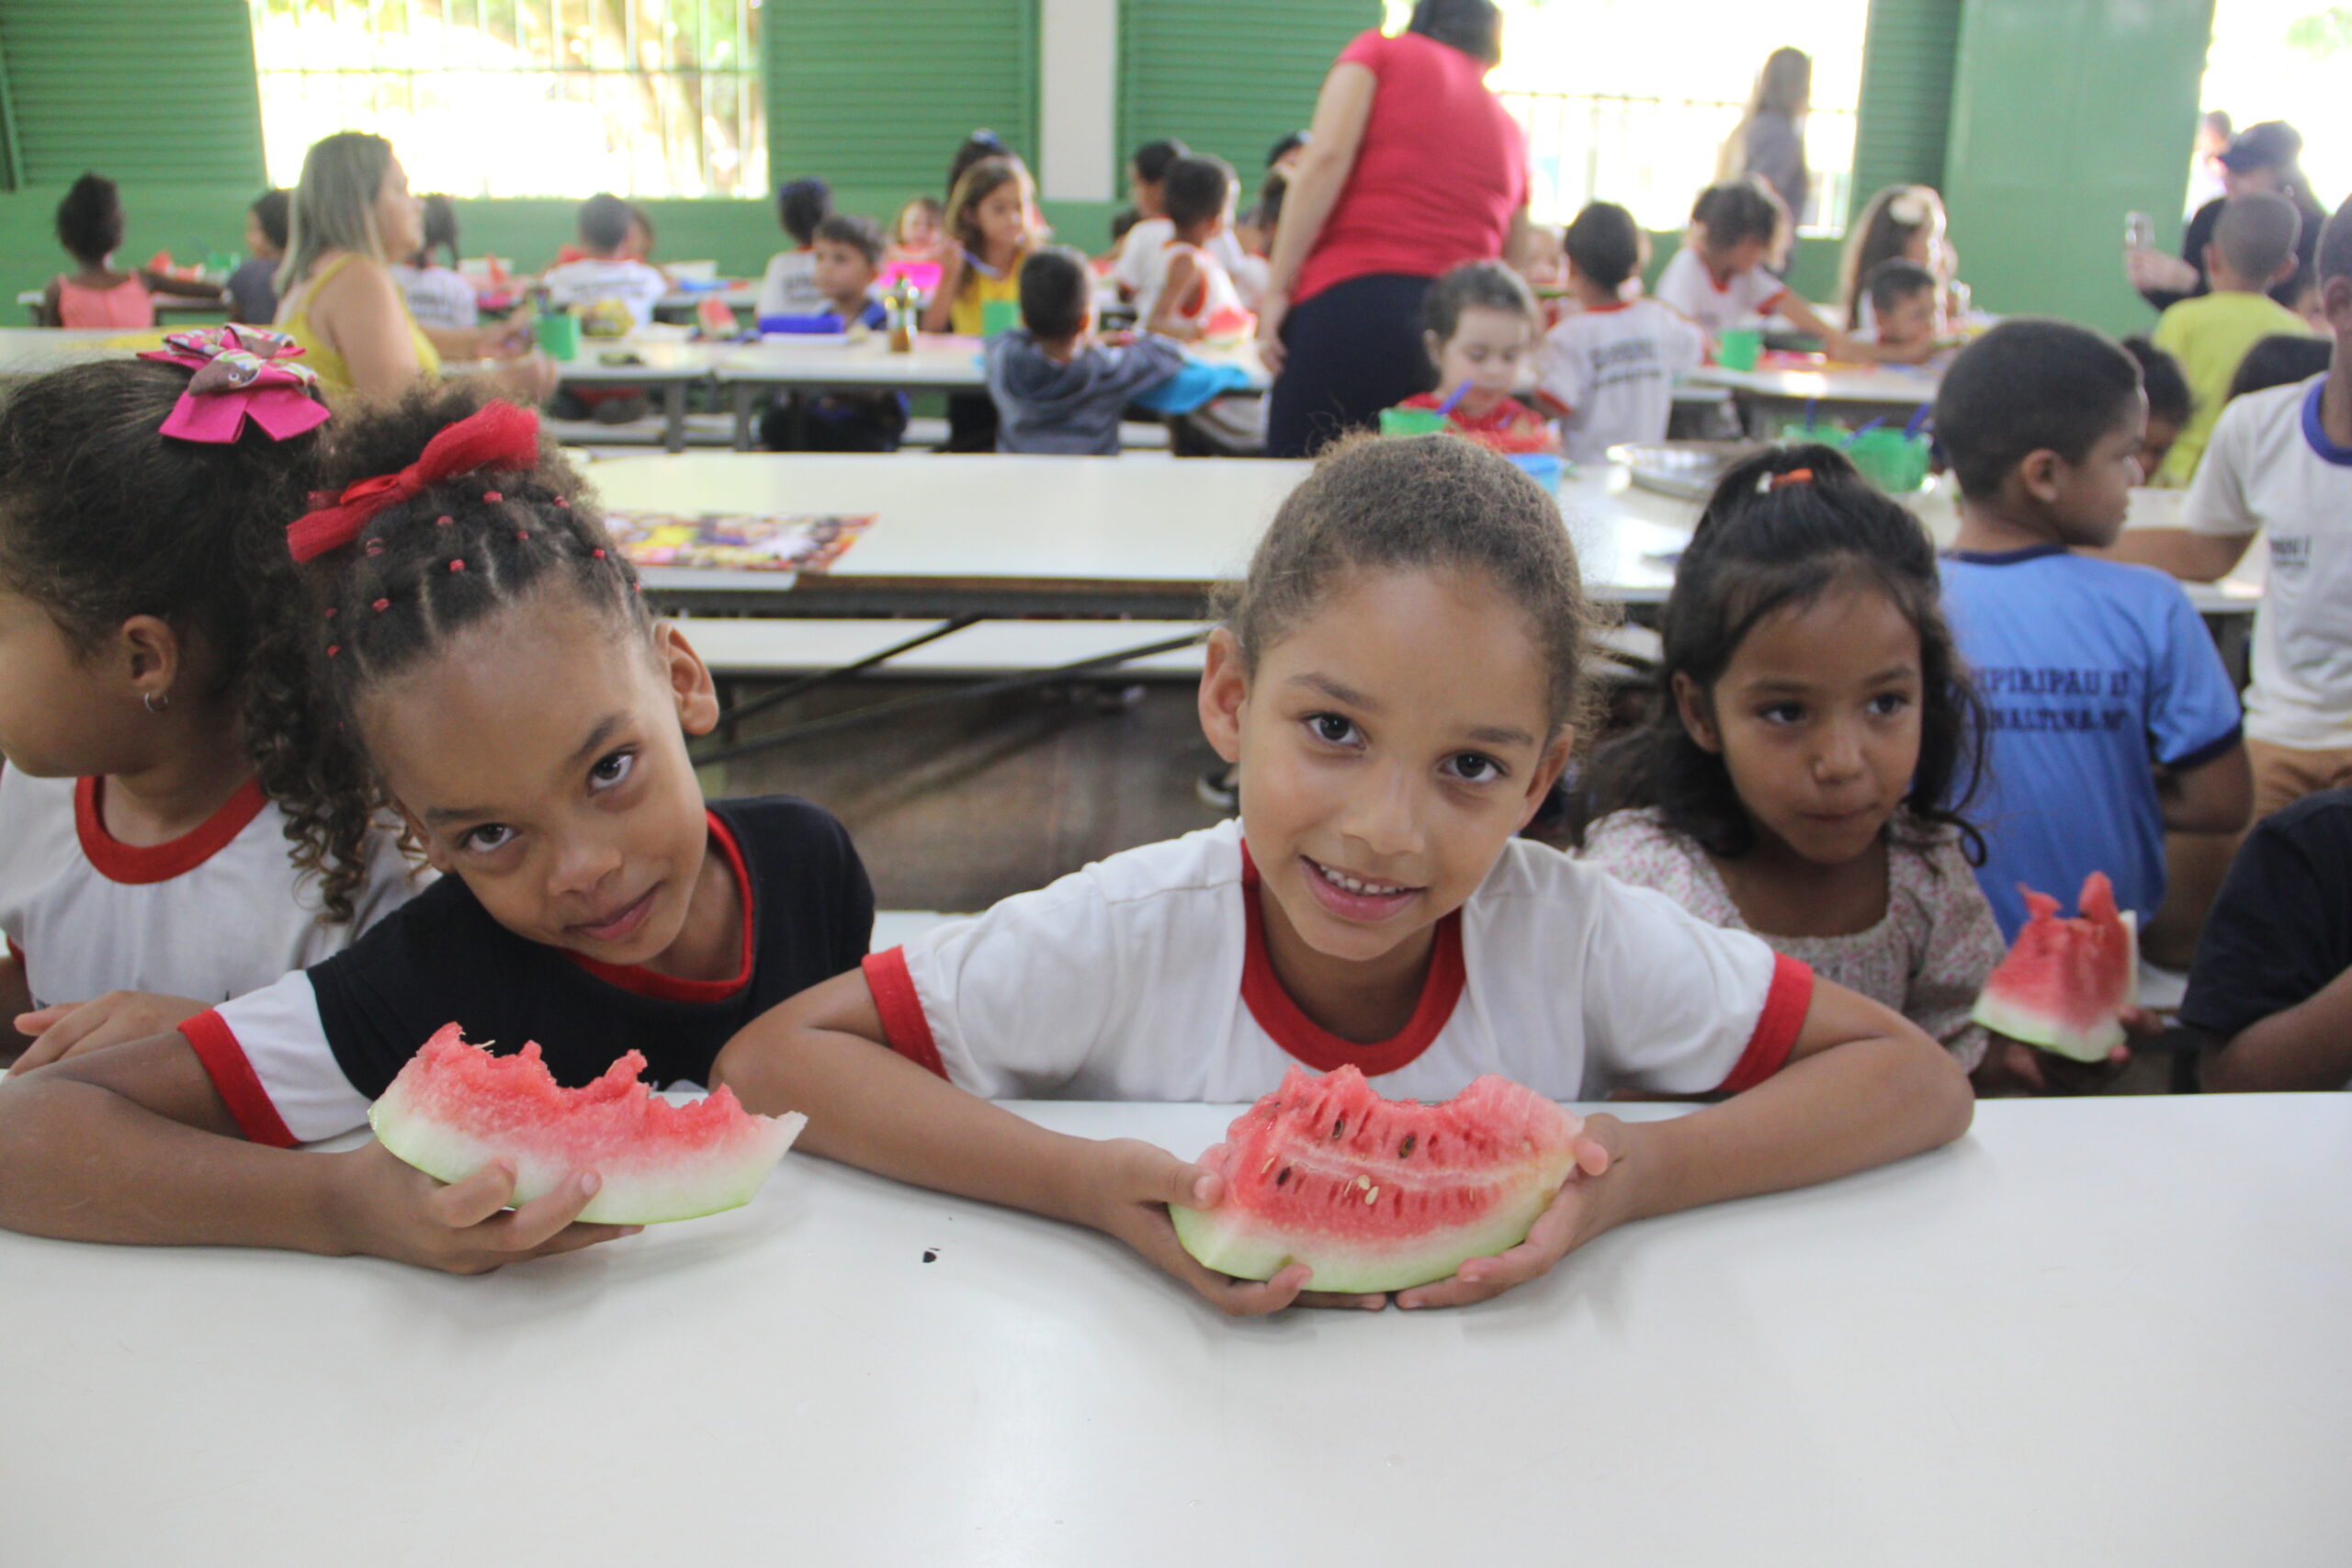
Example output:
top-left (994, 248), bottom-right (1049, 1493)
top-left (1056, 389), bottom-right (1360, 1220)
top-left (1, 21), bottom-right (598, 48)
top-left (0, 0), bottom-right (2222, 337)
top-left (1940, 0), bottom-right (2216, 335)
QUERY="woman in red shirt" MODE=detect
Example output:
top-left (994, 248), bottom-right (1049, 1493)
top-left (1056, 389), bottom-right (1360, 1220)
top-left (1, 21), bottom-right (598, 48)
top-left (1256, 0), bottom-right (1534, 458)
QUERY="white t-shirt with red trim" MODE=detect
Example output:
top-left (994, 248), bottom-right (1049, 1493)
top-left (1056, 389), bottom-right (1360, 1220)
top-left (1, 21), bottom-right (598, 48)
top-left (1537, 299), bottom-right (1706, 464)
top-left (0, 770), bottom-right (422, 1013)
top-left (1653, 249), bottom-right (1788, 339)
top-left (862, 818), bottom-right (1812, 1103)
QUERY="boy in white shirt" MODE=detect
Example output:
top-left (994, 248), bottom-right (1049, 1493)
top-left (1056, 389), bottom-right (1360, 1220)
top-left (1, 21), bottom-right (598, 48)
top-left (1137, 156), bottom-right (1253, 343)
top-left (1115, 142), bottom-right (1261, 312)
top-left (2106, 203), bottom-right (2352, 957)
top-left (755, 177), bottom-right (834, 328)
top-left (540, 193), bottom-right (668, 332)
top-left (1537, 201), bottom-right (1703, 463)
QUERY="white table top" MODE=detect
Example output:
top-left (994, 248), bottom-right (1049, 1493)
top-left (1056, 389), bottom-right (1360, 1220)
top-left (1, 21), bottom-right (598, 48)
top-left (1685, 361), bottom-right (1944, 406)
top-left (2, 1093), bottom-right (2344, 1564)
top-left (0, 325), bottom-right (154, 375)
top-left (710, 332), bottom-right (1270, 393)
top-left (585, 453), bottom-right (2258, 616)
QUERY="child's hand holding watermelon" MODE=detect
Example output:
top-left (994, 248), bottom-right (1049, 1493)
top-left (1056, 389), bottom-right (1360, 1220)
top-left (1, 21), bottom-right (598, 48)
top-left (328, 1140), bottom-right (643, 1275)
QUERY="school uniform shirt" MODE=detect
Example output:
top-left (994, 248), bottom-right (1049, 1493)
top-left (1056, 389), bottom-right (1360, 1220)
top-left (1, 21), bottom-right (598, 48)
top-left (176, 796), bottom-right (872, 1146)
top-left (1653, 249), bottom-right (1786, 339)
top-left (2150, 291), bottom-right (2312, 483)
top-left (0, 771), bottom-right (422, 1013)
top-left (861, 818), bottom-right (1813, 1103)
top-left (541, 256), bottom-right (670, 333)
top-left (755, 250), bottom-right (829, 323)
top-left (2178, 787), bottom-right (2352, 1086)
top-left (1942, 547), bottom-right (2244, 939)
top-left (1126, 238), bottom-right (1252, 339)
top-left (1536, 299), bottom-right (1705, 464)
top-left (1394, 391), bottom-right (1553, 452)
top-left (1115, 220), bottom-right (1259, 316)
top-left (388, 264), bottom-right (478, 332)
top-left (2183, 375), bottom-right (2352, 750)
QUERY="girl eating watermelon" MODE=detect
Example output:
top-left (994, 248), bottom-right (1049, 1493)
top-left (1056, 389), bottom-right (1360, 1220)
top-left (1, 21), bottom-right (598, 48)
top-left (0, 388), bottom-right (874, 1271)
top-left (713, 433), bottom-right (1974, 1314)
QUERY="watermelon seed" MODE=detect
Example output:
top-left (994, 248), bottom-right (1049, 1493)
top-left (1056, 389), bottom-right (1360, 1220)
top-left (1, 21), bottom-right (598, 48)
top-left (1332, 1115), bottom-right (1347, 1139)
top-left (1398, 1134), bottom-right (1416, 1157)
top-left (1276, 1167), bottom-right (1292, 1186)
top-left (922, 1247), bottom-right (939, 1263)
top-left (1365, 1186), bottom-right (1380, 1204)
top-left (1354, 1174), bottom-right (1370, 1190)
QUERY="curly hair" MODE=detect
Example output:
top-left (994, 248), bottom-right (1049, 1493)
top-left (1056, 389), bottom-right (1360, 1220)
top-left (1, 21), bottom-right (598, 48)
top-left (1568, 443), bottom-right (1987, 862)
top-left (0, 357), bottom-right (406, 918)
top-left (252, 384), bottom-right (648, 919)
top-left (1216, 432), bottom-right (1594, 736)
top-left (54, 174), bottom-right (126, 265)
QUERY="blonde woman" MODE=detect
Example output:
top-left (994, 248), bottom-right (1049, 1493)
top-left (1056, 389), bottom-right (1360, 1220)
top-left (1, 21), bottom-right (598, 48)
top-left (1719, 48), bottom-right (1812, 229)
top-left (274, 132), bottom-right (551, 403)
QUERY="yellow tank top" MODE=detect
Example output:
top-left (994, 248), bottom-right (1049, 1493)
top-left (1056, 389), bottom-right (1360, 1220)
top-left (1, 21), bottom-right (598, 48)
top-left (949, 251), bottom-right (1025, 335)
top-left (278, 254), bottom-right (443, 397)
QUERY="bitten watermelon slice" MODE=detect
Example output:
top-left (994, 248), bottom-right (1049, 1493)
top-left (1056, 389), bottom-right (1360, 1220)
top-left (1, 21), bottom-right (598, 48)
top-left (1170, 1065), bottom-right (1583, 1293)
top-left (1971, 872), bottom-right (2139, 1063)
top-left (368, 1025), bottom-right (805, 1224)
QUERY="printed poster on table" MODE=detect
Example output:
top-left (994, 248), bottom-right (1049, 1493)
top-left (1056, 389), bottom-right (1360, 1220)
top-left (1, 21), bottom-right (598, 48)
top-left (602, 511), bottom-right (874, 578)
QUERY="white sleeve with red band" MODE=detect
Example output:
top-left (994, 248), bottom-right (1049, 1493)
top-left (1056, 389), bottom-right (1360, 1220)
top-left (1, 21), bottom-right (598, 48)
top-left (1718, 953), bottom-right (1812, 1094)
top-left (179, 970), bottom-right (372, 1146)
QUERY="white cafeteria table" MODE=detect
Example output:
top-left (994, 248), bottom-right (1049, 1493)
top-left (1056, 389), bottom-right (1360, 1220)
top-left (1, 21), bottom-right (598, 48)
top-left (1, 1092), bottom-right (2344, 1565)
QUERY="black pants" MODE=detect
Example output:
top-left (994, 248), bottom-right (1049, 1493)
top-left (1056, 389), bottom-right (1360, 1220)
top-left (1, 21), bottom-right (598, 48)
top-left (1264, 272), bottom-right (1435, 459)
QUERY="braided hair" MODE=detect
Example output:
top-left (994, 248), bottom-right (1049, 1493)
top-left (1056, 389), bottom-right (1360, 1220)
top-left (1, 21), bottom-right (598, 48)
top-left (250, 384), bottom-right (648, 921)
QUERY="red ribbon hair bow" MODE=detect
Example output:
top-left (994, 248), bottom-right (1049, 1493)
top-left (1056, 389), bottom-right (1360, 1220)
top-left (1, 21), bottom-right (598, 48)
top-left (285, 400), bottom-right (542, 564)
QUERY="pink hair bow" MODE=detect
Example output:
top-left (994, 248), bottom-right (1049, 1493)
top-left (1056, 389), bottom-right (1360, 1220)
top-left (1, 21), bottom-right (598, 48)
top-left (285, 399), bottom-right (541, 563)
top-left (138, 326), bottom-right (332, 445)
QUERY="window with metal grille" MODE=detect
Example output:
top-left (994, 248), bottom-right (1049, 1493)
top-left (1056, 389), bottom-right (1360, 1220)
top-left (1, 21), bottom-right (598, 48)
top-left (248, 0), bottom-right (764, 198)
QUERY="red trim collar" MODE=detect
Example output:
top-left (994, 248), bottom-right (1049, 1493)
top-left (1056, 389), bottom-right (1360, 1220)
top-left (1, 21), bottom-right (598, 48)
top-left (74, 775), bottom-right (268, 886)
top-left (1583, 299), bottom-right (1633, 313)
top-left (563, 810), bottom-right (755, 1003)
top-left (1238, 842), bottom-right (1464, 1077)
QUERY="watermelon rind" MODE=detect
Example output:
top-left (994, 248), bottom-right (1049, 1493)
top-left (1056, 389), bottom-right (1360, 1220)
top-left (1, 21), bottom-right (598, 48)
top-left (367, 1027), bottom-right (805, 1225)
top-left (1169, 1181), bottom-right (1567, 1295)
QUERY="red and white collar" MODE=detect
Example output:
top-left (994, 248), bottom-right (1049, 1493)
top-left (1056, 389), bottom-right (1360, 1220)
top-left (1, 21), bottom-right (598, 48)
top-left (75, 774), bottom-right (268, 885)
top-left (564, 810), bottom-right (755, 1003)
top-left (1237, 842), bottom-right (1464, 1076)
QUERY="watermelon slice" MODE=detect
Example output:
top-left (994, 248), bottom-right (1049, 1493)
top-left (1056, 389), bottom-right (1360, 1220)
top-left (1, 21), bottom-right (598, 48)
top-left (368, 1025), bottom-right (805, 1224)
top-left (1170, 1065), bottom-right (1584, 1293)
top-left (1971, 872), bottom-right (2139, 1063)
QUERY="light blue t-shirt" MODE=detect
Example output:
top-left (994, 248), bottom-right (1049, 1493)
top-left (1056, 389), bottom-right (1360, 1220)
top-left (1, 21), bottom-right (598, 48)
top-left (1942, 546), bottom-right (2244, 939)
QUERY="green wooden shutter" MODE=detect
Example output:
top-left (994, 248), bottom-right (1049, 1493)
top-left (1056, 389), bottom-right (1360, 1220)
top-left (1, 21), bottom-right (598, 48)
top-left (1117, 0), bottom-right (1374, 182)
top-left (1849, 0), bottom-right (1961, 222)
top-left (0, 0), bottom-right (265, 186)
top-left (766, 0), bottom-right (1037, 197)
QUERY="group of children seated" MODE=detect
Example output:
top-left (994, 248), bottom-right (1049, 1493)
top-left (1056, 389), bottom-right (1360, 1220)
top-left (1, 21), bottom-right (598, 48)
top-left (0, 154), bottom-right (2346, 1301)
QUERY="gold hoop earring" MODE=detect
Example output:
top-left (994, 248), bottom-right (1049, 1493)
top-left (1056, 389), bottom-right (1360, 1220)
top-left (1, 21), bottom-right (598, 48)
top-left (143, 691), bottom-right (170, 715)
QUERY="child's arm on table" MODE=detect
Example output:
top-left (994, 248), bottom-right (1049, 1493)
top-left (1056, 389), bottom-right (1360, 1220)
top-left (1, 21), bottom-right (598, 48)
top-left (2098, 529), bottom-right (2250, 581)
top-left (714, 970), bottom-right (1387, 1316)
top-left (2156, 741), bottom-right (2252, 834)
top-left (1393, 977), bottom-right (1973, 1310)
top-left (10, 990), bottom-right (209, 1069)
top-left (1769, 292), bottom-right (1858, 359)
top-left (0, 1034), bottom-right (634, 1269)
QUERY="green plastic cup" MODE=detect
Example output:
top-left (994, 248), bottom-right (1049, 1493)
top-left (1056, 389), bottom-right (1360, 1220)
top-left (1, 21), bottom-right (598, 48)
top-left (1847, 428), bottom-right (1931, 493)
top-left (980, 299), bottom-right (1022, 336)
top-left (1378, 406), bottom-right (1450, 436)
top-left (537, 311), bottom-right (581, 361)
top-left (1716, 327), bottom-right (1763, 371)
